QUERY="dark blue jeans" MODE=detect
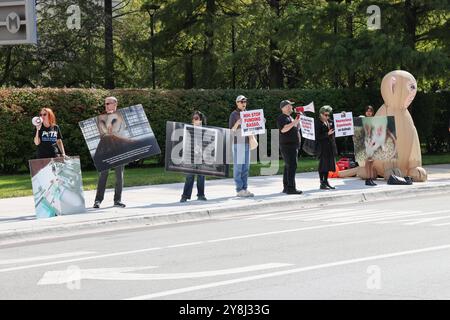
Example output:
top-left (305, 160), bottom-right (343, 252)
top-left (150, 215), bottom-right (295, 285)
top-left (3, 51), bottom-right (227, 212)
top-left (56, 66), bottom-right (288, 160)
top-left (182, 174), bottom-right (205, 199)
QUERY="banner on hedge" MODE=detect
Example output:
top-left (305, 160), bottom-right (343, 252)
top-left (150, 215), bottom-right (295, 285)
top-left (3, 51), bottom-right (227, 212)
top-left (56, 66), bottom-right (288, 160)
top-left (299, 115), bottom-right (315, 141)
top-left (353, 116), bottom-right (397, 163)
top-left (79, 104), bottom-right (161, 172)
top-left (29, 156), bottom-right (86, 219)
top-left (240, 109), bottom-right (266, 137)
top-left (333, 112), bottom-right (354, 138)
top-left (165, 121), bottom-right (231, 177)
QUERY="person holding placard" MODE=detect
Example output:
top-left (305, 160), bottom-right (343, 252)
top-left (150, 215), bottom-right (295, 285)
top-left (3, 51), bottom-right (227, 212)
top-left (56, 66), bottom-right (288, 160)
top-left (277, 100), bottom-right (303, 195)
top-left (229, 95), bottom-right (254, 197)
top-left (180, 111), bottom-right (208, 203)
top-left (93, 97), bottom-right (126, 209)
top-left (316, 106), bottom-right (338, 190)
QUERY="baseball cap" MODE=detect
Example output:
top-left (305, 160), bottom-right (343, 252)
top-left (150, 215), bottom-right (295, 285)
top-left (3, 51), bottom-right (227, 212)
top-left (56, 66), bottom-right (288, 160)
top-left (280, 100), bottom-right (294, 109)
top-left (236, 95), bottom-right (247, 103)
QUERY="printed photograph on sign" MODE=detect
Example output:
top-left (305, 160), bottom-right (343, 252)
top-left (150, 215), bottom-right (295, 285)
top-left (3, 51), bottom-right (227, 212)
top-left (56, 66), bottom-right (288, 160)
top-left (79, 105), bottom-right (161, 172)
top-left (299, 115), bottom-right (315, 141)
top-left (333, 112), bottom-right (354, 138)
top-left (353, 116), bottom-right (397, 164)
top-left (29, 157), bottom-right (86, 219)
top-left (165, 121), bottom-right (231, 177)
top-left (240, 109), bottom-right (266, 137)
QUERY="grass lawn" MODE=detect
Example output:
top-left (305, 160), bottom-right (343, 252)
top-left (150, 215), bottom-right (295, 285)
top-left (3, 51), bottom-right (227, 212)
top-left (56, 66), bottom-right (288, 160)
top-left (0, 154), bottom-right (449, 199)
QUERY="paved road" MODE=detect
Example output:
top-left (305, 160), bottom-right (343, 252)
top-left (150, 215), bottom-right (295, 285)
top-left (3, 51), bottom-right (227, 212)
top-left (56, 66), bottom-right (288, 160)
top-left (0, 193), bottom-right (450, 300)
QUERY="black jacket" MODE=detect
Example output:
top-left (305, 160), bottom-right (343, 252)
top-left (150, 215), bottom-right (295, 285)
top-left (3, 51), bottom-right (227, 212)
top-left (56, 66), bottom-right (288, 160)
top-left (315, 119), bottom-right (338, 158)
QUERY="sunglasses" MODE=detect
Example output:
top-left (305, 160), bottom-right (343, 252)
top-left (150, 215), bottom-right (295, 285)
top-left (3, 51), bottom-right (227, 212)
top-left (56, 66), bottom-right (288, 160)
top-left (40, 113), bottom-right (48, 116)
top-left (323, 114), bottom-right (330, 117)
top-left (238, 101), bottom-right (247, 104)
top-left (193, 116), bottom-right (201, 121)
top-left (105, 102), bottom-right (115, 106)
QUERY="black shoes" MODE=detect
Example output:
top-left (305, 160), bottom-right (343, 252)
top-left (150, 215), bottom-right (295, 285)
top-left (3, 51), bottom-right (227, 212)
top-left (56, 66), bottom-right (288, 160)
top-left (365, 179), bottom-right (377, 186)
top-left (286, 189), bottom-right (303, 195)
top-left (197, 195), bottom-right (207, 201)
top-left (114, 201), bottom-right (126, 208)
top-left (93, 201), bottom-right (101, 209)
top-left (325, 181), bottom-right (336, 190)
top-left (180, 197), bottom-right (188, 203)
top-left (320, 183), bottom-right (329, 190)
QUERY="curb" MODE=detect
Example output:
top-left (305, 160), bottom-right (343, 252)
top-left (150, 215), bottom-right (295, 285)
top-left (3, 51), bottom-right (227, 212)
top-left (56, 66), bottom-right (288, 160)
top-left (1, 183), bottom-right (449, 246)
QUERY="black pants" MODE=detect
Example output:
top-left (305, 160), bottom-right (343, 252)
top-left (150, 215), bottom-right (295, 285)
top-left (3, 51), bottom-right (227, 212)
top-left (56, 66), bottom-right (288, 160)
top-left (95, 165), bottom-right (124, 203)
top-left (280, 144), bottom-right (298, 191)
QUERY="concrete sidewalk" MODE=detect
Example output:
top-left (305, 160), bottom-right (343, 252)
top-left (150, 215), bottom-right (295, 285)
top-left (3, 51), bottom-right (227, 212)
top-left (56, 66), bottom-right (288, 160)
top-left (0, 164), bottom-right (449, 245)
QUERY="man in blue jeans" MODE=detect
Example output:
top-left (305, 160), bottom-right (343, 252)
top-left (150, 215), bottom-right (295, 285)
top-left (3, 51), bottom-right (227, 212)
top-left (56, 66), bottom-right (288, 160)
top-left (229, 95), bottom-right (254, 197)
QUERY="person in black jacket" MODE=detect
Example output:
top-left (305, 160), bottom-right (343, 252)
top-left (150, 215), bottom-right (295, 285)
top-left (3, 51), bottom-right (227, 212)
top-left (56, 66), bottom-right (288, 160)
top-left (316, 105), bottom-right (338, 190)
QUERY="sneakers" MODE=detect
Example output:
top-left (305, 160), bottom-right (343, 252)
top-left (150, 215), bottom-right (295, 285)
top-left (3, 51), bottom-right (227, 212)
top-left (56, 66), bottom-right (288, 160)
top-left (93, 201), bottom-right (101, 209)
top-left (197, 195), bottom-right (207, 201)
top-left (180, 197), bottom-right (188, 203)
top-left (113, 201), bottom-right (126, 208)
top-left (237, 189), bottom-right (254, 197)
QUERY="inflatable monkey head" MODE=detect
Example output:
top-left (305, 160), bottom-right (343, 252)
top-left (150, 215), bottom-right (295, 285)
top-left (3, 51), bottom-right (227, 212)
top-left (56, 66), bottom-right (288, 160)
top-left (380, 70), bottom-right (417, 110)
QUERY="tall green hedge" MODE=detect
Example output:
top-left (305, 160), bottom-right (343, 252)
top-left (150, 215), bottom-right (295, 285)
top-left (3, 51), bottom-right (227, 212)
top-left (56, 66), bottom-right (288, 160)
top-left (0, 88), bottom-right (448, 173)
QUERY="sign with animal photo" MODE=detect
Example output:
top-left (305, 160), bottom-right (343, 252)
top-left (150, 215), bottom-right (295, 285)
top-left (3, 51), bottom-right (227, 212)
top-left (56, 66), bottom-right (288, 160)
top-left (353, 116), bottom-right (397, 164)
top-left (29, 157), bottom-right (86, 219)
top-left (333, 112), bottom-right (354, 138)
top-left (165, 121), bottom-right (231, 177)
top-left (240, 109), bottom-right (266, 137)
top-left (79, 105), bottom-right (161, 172)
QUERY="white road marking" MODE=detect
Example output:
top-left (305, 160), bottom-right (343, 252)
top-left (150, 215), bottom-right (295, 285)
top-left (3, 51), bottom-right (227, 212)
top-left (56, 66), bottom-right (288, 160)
top-left (126, 243), bottom-right (450, 300)
top-left (38, 263), bottom-right (292, 285)
top-left (167, 242), bottom-right (203, 248)
top-left (0, 251), bottom-right (96, 265)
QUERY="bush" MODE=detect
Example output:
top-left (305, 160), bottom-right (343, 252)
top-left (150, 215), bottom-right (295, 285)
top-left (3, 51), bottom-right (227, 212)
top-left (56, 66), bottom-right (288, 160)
top-left (0, 88), bottom-right (448, 174)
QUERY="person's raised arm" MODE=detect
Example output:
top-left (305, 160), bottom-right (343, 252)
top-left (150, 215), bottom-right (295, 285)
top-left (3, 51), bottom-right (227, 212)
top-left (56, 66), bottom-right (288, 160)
top-left (34, 124), bottom-right (41, 146)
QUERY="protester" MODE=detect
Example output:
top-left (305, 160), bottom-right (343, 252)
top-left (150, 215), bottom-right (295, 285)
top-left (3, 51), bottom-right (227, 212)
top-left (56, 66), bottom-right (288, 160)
top-left (180, 111), bottom-right (208, 203)
top-left (93, 97), bottom-right (126, 209)
top-left (362, 105), bottom-right (377, 186)
top-left (33, 107), bottom-right (66, 159)
top-left (277, 100), bottom-right (303, 195)
top-left (316, 105), bottom-right (338, 190)
top-left (229, 95), bottom-right (254, 197)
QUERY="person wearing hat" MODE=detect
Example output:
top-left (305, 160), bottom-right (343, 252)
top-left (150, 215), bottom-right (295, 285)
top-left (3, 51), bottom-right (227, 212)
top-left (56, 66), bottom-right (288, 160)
top-left (277, 100), bottom-right (303, 195)
top-left (229, 95), bottom-right (254, 197)
top-left (316, 105), bottom-right (338, 190)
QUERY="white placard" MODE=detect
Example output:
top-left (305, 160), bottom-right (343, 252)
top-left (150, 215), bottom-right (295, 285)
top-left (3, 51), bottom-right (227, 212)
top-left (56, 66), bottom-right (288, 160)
top-left (299, 115), bottom-right (315, 141)
top-left (333, 112), bottom-right (354, 137)
top-left (240, 109), bottom-right (266, 137)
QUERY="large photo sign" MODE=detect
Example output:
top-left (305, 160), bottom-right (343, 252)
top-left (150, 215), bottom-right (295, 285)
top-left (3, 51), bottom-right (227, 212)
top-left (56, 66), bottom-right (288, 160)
top-left (79, 104), bottom-right (161, 172)
top-left (353, 116), bottom-right (397, 163)
top-left (165, 121), bottom-right (231, 177)
top-left (29, 156), bottom-right (86, 219)
top-left (240, 109), bottom-right (265, 137)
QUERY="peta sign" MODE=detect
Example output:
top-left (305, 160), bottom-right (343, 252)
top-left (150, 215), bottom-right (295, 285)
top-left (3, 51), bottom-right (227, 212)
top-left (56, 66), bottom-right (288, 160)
top-left (0, 0), bottom-right (37, 45)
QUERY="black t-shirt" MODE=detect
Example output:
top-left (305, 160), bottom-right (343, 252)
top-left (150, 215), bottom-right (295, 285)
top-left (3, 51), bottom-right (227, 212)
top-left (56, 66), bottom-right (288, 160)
top-left (277, 114), bottom-right (300, 146)
top-left (36, 125), bottom-right (62, 159)
top-left (229, 109), bottom-right (249, 144)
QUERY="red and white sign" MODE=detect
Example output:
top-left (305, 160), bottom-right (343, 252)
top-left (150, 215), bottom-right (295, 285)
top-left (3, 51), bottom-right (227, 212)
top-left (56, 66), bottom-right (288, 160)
top-left (241, 109), bottom-right (266, 137)
top-left (333, 112), bottom-right (354, 138)
top-left (299, 115), bottom-right (315, 141)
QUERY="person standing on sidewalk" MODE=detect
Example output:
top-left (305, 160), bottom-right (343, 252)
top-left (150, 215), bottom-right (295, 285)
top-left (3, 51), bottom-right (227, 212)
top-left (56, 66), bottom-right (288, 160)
top-left (180, 111), bottom-right (208, 203)
top-left (316, 105), bottom-right (338, 190)
top-left (229, 95), bottom-right (254, 197)
top-left (277, 100), bottom-right (303, 195)
top-left (361, 105), bottom-right (377, 186)
top-left (34, 108), bottom-right (67, 159)
top-left (93, 97), bottom-right (126, 209)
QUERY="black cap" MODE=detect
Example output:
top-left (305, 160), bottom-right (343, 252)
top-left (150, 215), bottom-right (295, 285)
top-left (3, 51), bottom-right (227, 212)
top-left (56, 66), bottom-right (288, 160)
top-left (280, 100), bottom-right (294, 109)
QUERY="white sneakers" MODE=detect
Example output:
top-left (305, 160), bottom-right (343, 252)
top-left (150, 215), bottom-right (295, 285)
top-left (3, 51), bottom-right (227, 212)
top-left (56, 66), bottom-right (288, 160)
top-left (237, 189), bottom-right (254, 197)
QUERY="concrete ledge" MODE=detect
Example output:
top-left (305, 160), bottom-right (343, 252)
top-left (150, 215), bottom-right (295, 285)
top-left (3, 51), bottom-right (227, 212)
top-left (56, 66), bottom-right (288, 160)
top-left (1, 181), bottom-right (449, 247)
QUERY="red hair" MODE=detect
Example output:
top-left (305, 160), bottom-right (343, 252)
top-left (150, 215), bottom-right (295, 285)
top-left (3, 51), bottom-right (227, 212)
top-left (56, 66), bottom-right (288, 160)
top-left (40, 108), bottom-right (57, 127)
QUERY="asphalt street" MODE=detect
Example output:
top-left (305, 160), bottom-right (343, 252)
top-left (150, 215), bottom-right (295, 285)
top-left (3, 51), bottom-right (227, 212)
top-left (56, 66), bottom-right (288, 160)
top-left (0, 193), bottom-right (449, 300)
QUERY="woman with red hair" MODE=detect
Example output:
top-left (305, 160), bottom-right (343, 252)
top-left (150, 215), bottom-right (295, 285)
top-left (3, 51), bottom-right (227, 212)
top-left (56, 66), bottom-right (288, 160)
top-left (33, 107), bottom-right (66, 159)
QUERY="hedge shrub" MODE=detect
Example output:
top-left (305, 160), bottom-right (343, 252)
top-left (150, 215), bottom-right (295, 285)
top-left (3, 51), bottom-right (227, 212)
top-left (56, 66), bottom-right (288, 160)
top-left (0, 88), bottom-right (448, 173)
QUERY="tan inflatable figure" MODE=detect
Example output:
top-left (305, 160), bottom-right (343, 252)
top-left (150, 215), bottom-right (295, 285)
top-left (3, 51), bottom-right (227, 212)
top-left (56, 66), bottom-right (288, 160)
top-left (339, 70), bottom-right (427, 182)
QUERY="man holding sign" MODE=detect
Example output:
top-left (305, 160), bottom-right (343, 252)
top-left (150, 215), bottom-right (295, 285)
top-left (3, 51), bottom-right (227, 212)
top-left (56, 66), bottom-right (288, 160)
top-left (277, 100), bottom-right (303, 195)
